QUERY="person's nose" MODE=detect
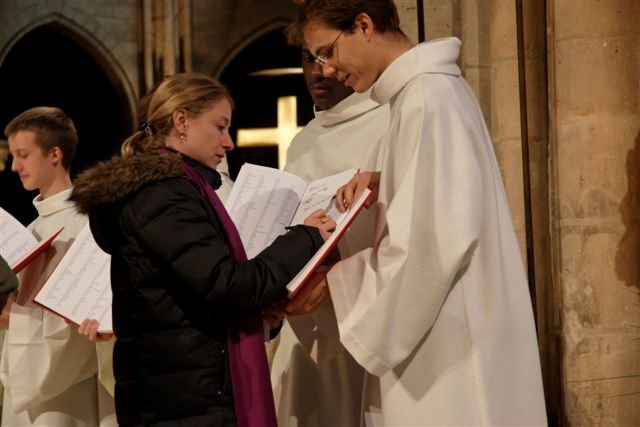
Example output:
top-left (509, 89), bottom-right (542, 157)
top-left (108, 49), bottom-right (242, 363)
top-left (224, 133), bottom-right (234, 151)
top-left (311, 61), bottom-right (324, 77)
top-left (11, 158), bottom-right (20, 172)
top-left (321, 62), bottom-right (337, 78)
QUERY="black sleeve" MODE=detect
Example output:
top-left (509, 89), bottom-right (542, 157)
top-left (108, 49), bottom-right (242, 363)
top-left (123, 179), bottom-right (324, 312)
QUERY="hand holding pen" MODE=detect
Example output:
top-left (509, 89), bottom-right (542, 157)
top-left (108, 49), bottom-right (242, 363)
top-left (303, 209), bottom-right (336, 241)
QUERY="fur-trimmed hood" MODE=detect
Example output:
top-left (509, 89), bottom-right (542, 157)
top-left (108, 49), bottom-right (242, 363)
top-left (70, 153), bottom-right (184, 214)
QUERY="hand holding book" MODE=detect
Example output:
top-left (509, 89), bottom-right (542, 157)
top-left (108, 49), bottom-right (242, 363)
top-left (225, 164), bottom-right (371, 297)
top-left (336, 171), bottom-right (380, 212)
top-left (33, 223), bottom-right (113, 332)
top-left (303, 209), bottom-right (337, 241)
top-left (262, 270), bottom-right (329, 324)
top-left (284, 270), bottom-right (329, 316)
top-left (77, 318), bottom-right (114, 341)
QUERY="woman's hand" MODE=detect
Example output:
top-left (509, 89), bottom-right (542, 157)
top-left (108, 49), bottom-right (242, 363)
top-left (336, 171), bottom-right (380, 213)
top-left (78, 318), bottom-right (114, 342)
top-left (284, 270), bottom-right (329, 316)
top-left (303, 209), bottom-right (336, 241)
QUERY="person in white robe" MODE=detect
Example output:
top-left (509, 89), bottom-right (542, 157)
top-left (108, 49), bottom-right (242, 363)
top-left (270, 43), bottom-right (389, 427)
top-left (289, 1), bottom-right (548, 425)
top-left (2, 106), bottom-right (116, 426)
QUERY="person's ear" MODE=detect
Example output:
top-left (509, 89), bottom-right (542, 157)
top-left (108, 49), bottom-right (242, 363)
top-left (172, 109), bottom-right (188, 134)
top-left (354, 13), bottom-right (373, 39)
top-left (49, 146), bottom-right (63, 167)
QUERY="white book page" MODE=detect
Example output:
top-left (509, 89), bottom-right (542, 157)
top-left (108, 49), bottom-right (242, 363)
top-left (34, 223), bottom-right (113, 332)
top-left (226, 163), bottom-right (307, 259)
top-left (0, 207), bottom-right (38, 267)
top-left (290, 168), bottom-right (357, 226)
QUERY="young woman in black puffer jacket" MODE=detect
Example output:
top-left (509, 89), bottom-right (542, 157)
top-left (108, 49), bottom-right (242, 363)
top-left (70, 73), bottom-right (335, 427)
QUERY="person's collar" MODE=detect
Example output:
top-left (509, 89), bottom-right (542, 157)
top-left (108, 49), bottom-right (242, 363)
top-left (371, 37), bottom-right (462, 104)
top-left (181, 154), bottom-right (222, 190)
top-left (33, 187), bottom-right (75, 217)
top-left (314, 89), bottom-right (383, 127)
top-left (159, 146), bottom-right (223, 190)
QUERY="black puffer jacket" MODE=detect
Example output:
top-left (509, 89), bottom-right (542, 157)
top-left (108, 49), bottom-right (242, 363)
top-left (71, 153), bottom-right (324, 427)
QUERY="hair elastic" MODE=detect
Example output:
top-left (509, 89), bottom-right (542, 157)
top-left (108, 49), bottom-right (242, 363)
top-left (137, 121), bottom-right (155, 137)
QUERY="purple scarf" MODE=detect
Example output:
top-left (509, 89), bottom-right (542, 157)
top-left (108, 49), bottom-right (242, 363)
top-left (181, 160), bottom-right (277, 427)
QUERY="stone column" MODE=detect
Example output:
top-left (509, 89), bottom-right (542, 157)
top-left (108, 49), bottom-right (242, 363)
top-left (177, 0), bottom-right (192, 73)
top-left (395, 0), bottom-right (420, 43)
top-left (485, 0), bottom-right (527, 258)
top-left (423, 0), bottom-right (460, 40)
top-left (549, 0), bottom-right (640, 424)
top-left (517, 0), bottom-right (559, 422)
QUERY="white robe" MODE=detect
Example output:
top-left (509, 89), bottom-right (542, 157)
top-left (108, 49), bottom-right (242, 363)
top-left (271, 91), bottom-right (390, 426)
top-left (326, 38), bottom-right (548, 426)
top-left (0, 188), bottom-right (116, 426)
top-left (215, 156), bottom-right (234, 204)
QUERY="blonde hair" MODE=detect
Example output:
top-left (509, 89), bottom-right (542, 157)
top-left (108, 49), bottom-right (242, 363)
top-left (122, 73), bottom-right (233, 158)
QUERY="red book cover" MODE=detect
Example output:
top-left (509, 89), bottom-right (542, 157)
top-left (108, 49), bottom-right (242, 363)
top-left (286, 189), bottom-right (372, 298)
top-left (11, 227), bottom-right (64, 274)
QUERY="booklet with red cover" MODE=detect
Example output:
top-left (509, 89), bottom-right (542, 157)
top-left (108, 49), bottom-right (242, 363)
top-left (0, 207), bottom-right (63, 274)
top-left (32, 222), bottom-right (112, 333)
top-left (225, 164), bottom-right (371, 297)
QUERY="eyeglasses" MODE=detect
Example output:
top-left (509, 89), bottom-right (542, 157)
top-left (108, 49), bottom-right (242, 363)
top-left (313, 31), bottom-right (344, 66)
top-left (301, 49), bottom-right (316, 65)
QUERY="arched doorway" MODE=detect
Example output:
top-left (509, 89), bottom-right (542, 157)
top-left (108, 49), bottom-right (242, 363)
top-left (219, 27), bottom-right (314, 179)
top-left (0, 25), bottom-right (131, 225)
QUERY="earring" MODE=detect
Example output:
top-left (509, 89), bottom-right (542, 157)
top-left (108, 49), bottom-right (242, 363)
top-left (180, 133), bottom-right (186, 142)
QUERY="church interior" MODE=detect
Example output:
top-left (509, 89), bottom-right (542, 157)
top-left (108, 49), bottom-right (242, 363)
top-left (0, 0), bottom-right (638, 425)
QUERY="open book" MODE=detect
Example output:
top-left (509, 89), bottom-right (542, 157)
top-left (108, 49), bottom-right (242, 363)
top-left (225, 163), bottom-right (371, 297)
top-left (33, 222), bottom-right (113, 333)
top-left (1, 207), bottom-right (63, 273)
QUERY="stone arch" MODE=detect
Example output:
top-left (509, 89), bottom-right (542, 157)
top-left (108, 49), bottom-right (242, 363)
top-left (0, 13), bottom-right (136, 123)
top-left (212, 18), bottom-right (291, 79)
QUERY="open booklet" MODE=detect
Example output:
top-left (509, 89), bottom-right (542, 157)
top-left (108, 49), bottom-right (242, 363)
top-left (225, 163), bottom-right (371, 297)
top-left (1, 207), bottom-right (63, 274)
top-left (33, 222), bottom-right (113, 333)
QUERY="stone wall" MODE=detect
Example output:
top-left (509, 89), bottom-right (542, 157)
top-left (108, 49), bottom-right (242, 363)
top-left (0, 0), bottom-right (300, 116)
top-left (550, 0), bottom-right (640, 424)
top-left (191, 0), bottom-right (298, 78)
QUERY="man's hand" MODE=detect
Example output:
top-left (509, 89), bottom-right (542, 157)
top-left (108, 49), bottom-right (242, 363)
top-left (336, 171), bottom-right (380, 213)
top-left (285, 270), bottom-right (329, 316)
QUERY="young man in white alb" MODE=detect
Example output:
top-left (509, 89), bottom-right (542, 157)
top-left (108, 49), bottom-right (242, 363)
top-left (2, 106), bottom-right (115, 426)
